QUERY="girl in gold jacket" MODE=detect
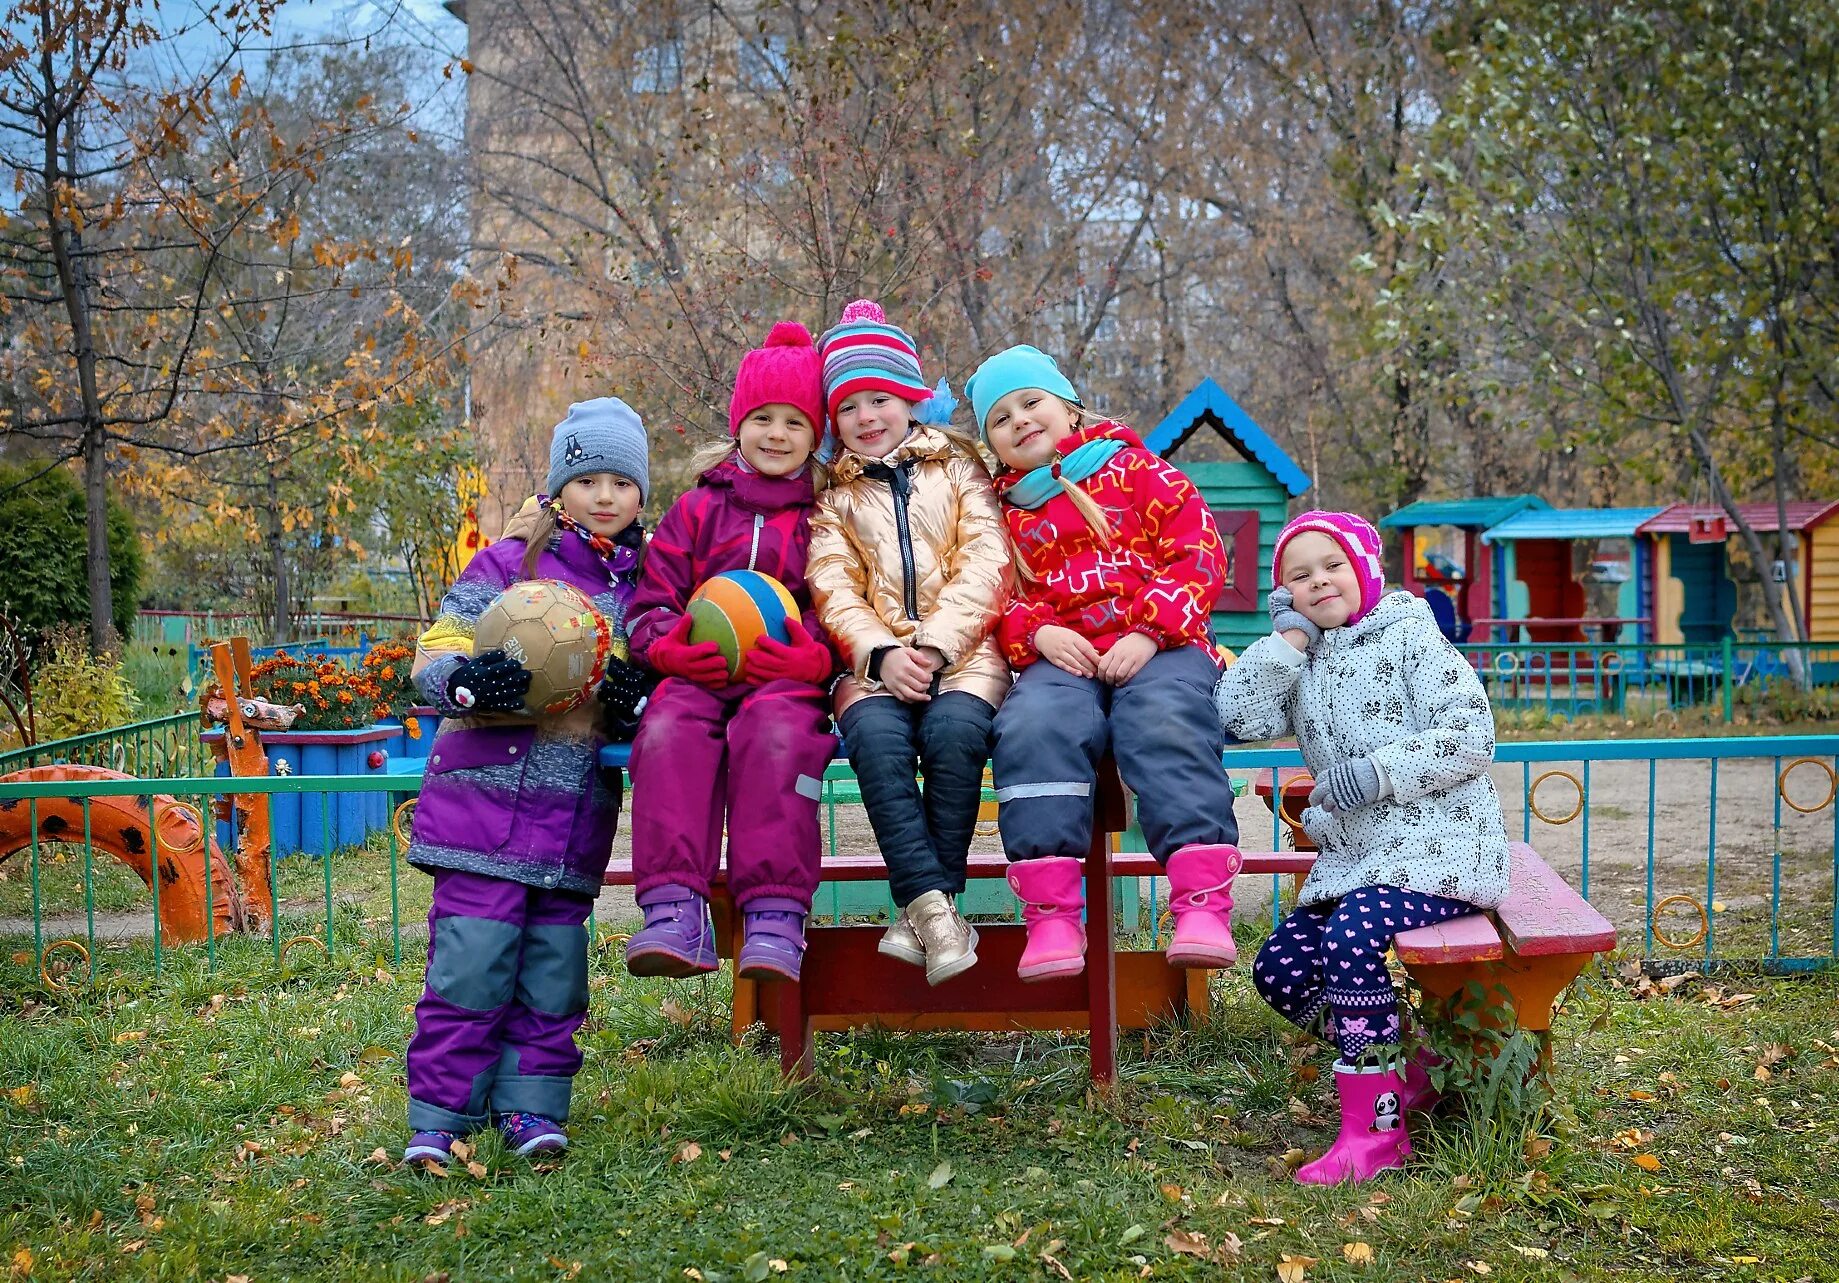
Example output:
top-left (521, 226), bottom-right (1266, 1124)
top-left (807, 300), bottom-right (1013, 985)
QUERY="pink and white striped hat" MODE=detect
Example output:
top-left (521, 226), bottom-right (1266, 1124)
top-left (1272, 510), bottom-right (1386, 625)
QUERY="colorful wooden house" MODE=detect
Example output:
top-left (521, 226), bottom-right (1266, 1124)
top-left (1142, 378), bottom-right (1312, 652)
top-left (1635, 502), bottom-right (1839, 644)
top-left (1378, 495), bottom-right (1549, 643)
top-left (1477, 506), bottom-right (1671, 643)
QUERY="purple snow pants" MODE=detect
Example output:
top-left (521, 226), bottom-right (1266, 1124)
top-left (628, 676), bottom-right (834, 909)
top-left (405, 868), bottom-right (595, 1133)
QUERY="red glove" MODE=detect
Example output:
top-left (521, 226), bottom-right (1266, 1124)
top-left (746, 618), bottom-right (833, 687)
top-left (648, 614), bottom-right (731, 687)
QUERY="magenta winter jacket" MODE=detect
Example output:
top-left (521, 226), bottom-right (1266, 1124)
top-left (625, 456), bottom-right (834, 669)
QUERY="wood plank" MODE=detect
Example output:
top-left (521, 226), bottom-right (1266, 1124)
top-left (1493, 843), bottom-right (1617, 956)
top-left (602, 848), bottom-right (1317, 887)
top-left (1393, 913), bottom-right (1504, 965)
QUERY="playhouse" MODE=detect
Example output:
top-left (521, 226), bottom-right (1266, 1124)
top-left (1635, 502), bottom-right (1839, 645)
top-left (1378, 495), bottom-right (1549, 642)
top-left (1474, 506), bottom-right (1672, 643)
top-left (1141, 378), bottom-right (1312, 652)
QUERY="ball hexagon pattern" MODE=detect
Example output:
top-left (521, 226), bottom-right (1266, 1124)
top-left (473, 579), bottom-right (613, 716)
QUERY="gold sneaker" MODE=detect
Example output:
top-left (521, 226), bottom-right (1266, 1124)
top-left (907, 890), bottom-right (979, 986)
top-left (877, 908), bottom-right (925, 967)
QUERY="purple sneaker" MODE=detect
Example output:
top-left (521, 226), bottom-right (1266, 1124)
top-left (737, 897), bottom-right (807, 983)
top-left (497, 1111), bottom-right (568, 1157)
top-left (403, 1129), bottom-right (460, 1166)
top-left (625, 883), bottom-right (719, 978)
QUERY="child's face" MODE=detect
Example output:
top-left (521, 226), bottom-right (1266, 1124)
top-left (737, 403), bottom-right (818, 477)
top-left (985, 389), bottom-right (1077, 472)
top-left (835, 391), bottom-right (912, 459)
top-left (1279, 531), bottom-right (1364, 630)
top-left (559, 472), bottom-right (641, 538)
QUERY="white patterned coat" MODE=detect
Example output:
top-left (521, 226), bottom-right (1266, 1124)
top-left (1214, 591), bottom-right (1510, 910)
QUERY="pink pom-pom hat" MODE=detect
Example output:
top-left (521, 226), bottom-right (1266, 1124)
top-left (729, 320), bottom-right (827, 441)
top-left (1271, 510), bottom-right (1386, 625)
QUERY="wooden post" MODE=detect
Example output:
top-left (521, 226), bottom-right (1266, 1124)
top-left (210, 640), bottom-right (274, 930)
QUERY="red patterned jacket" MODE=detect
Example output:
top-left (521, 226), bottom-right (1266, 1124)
top-left (995, 421), bottom-right (1225, 668)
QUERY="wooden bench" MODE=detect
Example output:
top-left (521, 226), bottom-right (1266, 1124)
top-left (600, 748), bottom-right (1313, 1086)
top-left (1392, 842), bottom-right (1616, 1047)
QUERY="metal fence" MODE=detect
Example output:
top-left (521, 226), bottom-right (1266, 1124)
top-left (3, 736), bottom-right (1835, 988)
top-left (0, 711), bottom-right (209, 778)
top-left (1456, 640), bottom-right (1839, 720)
top-left (135, 609), bottom-right (422, 647)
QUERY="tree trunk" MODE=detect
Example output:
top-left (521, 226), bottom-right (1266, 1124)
top-left (265, 469), bottom-right (292, 645)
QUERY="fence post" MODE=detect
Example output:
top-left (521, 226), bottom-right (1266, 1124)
top-left (1722, 636), bottom-right (1735, 724)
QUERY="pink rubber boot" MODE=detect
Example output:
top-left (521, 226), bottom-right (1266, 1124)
top-left (1294, 1061), bottom-right (1412, 1186)
top-left (1164, 844), bottom-right (1245, 967)
top-left (1399, 1046), bottom-right (1443, 1114)
top-left (1005, 856), bottom-right (1086, 982)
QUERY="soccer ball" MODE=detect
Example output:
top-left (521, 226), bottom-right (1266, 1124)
top-left (473, 580), bottom-right (614, 717)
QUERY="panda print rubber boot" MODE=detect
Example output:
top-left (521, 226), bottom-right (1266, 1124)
top-left (1294, 1060), bottom-right (1413, 1186)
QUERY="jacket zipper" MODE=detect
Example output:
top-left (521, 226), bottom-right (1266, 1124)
top-left (747, 513), bottom-right (763, 570)
top-left (888, 463), bottom-right (919, 620)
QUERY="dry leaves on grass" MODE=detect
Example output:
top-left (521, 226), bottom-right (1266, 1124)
top-left (423, 1200), bottom-right (469, 1226)
top-left (1164, 1228), bottom-right (1242, 1263)
top-left (1276, 1254), bottom-right (1318, 1282)
top-left (673, 1142), bottom-right (702, 1165)
top-left (1342, 1241), bottom-right (1374, 1265)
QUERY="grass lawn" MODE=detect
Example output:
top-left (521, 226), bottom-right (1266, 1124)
top-left (2, 927), bottom-right (1836, 1283)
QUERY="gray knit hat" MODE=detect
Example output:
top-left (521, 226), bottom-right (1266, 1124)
top-left (545, 397), bottom-right (650, 502)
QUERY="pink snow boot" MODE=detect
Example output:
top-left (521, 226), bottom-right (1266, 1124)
top-left (1399, 1045), bottom-right (1444, 1115)
top-left (1294, 1060), bottom-right (1413, 1185)
top-left (1005, 856), bottom-right (1086, 982)
top-left (1164, 843), bottom-right (1244, 967)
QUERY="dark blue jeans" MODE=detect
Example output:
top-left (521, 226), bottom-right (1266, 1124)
top-left (838, 692), bottom-right (995, 907)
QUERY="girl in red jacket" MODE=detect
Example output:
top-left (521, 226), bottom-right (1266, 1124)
top-left (621, 322), bottom-right (838, 984)
top-left (966, 345), bottom-right (1243, 982)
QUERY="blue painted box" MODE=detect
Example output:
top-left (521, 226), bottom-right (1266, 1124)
top-left (203, 725), bottom-right (398, 857)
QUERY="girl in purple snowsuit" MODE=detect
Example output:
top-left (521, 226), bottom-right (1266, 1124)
top-left (622, 322), bottom-right (840, 984)
top-left (401, 398), bottom-right (654, 1167)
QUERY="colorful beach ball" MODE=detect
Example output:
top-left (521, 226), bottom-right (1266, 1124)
top-left (474, 579), bottom-right (613, 716)
top-left (687, 570), bottom-right (799, 681)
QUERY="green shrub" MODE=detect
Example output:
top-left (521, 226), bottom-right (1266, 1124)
top-left (0, 461), bottom-right (143, 642)
top-left (30, 626), bottom-right (140, 741)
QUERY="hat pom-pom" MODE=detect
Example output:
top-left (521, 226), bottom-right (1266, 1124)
top-left (765, 321), bottom-right (812, 347)
top-left (914, 377), bottom-right (957, 426)
top-left (839, 298), bottom-right (885, 324)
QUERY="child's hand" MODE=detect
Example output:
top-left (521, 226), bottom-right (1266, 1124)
top-left (879, 646), bottom-right (937, 702)
top-left (1268, 587), bottom-right (1322, 652)
top-left (748, 618), bottom-right (833, 686)
top-left (1307, 758), bottom-right (1383, 814)
top-left (1095, 631), bottom-right (1159, 684)
top-left (1035, 624), bottom-right (1100, 678)
top-left (446, 649), bottom-right (532, 713)
top-left (649, 615), bottom-right (731, 687)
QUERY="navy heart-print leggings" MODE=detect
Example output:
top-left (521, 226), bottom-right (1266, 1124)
top-left (1252, 884), bottom-right (1474, 1061)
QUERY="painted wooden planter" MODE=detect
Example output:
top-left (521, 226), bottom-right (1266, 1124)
top-left (202, 725), bottom-right (398, 857)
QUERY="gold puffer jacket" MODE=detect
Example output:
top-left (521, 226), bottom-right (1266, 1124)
top-left (808, 427), bottom-right (1014, 716)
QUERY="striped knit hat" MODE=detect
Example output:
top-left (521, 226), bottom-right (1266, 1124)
top-left (1272, 510), bottom-right (1386, 626)
top-left (817, 299), bottom-right (933, 422)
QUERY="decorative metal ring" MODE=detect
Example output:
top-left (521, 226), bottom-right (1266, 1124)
top-left (1600, 651), bottom-right (1623, 675)
top-left (281, 934), bottom-right (329, 964)
top-left (39, 938), bottom-right (89, 990)
top-left (163, 799), bottom-right (206, 854)
top-left (1528, 770), bottom-right (1584, 826)
top-left (1526, 652), bottom-right (1548, 674)
top-left (392, 799), bottom-right (418, 847)
top-left (1778, 758), bottom-right (1837, 815)
top-left (1278, 774), bottom-right (1316, 836)
top-left (974, 820), bottom-right (1000, 838)
top-left (1651, 894), bottom-right (1709, 950)
top-left (1493, 651), bottom-right (1520, 677)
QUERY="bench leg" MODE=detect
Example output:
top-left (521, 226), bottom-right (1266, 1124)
top-left (774, 977), bottom-right (813, 1080)
top-left (1085, 838), bottom-right (1118, 1087)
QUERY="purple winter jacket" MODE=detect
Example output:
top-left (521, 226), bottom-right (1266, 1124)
top-left (406, 502), bottom-right (640, 895)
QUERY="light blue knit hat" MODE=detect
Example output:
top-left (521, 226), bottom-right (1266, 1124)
top-left (965, 345), bottom-right (1081, 440)
top-left (546, 397), bottom-right (650, 502)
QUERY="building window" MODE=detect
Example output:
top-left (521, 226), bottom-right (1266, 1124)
top-left (1210, 508), bottom-right (1261, 612)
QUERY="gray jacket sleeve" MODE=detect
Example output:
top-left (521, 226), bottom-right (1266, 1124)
top-left (1214, 632), bottom-right (1306, 742)
top-left (1368, 619), bottom-right (1496, 804)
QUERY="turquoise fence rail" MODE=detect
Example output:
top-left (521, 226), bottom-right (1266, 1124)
top-left (3, 736), bottom-right (1836, 987)
top-left (136, 609), bottom-right (421, 647)
top-left (1456, 640), bottom-right (1839, 720)
top-left (0, 711), bottom-right (209, 778)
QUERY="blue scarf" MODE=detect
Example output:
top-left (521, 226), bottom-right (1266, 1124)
top-left (1004, 437), bottom-right (1128, 509)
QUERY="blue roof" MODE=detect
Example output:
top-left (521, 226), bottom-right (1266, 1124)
top-left (1379, 495), bottom-right (1548, 530)
top-left (1143, 378), bottom-right (1312, 497)
top-left (1481, 506), bottom-right (1671, 543)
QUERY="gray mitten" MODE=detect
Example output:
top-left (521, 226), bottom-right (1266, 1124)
top-left (1308, 758), bottom-right (1383, 814)
top-left (1268, 586), bottom-right (1322, 650)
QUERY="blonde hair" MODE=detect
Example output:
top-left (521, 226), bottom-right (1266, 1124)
top-left (1048, 400), bottom-right (1115, 546)
top-left (690, 439), bottom-right (830, 493)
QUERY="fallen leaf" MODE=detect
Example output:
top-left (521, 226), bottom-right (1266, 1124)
top-left (1467, 1262), bottom-right (1493, 1275)
top-left (1524, 1136), bottom-right (1553, 1161)
top-left (448, 1139), bottom-right (472, 1162)
top-left (113, 1031), bottom-right (146, 1044)
top-left (424, 1199), bottom-right (469, 1226)
top-left (6, 1085), bottom-right (35, 1107)
top-left (982, 1245), bottom-right (1016, 1261)
top-left (1165, 1229), bottom-right (1211, 1258)
top-left (1276, 1253), bottom-right (1318, 1283)
top-left (1249, 1216), bottom-right (1286, 1226)
top-left (465, 1161), bottom-right (487, 1179)
top-left (926, 1160), bottom-right (953, 1189)
top-left (1158, 1182), bottom-right (1185, 1202)
top-left (1119, 1224), bottom-right (1145, 1244)
top-left (661, 998), bottom-right (693, 1027)
top-left (1343, 1241), bottom-right (1374, 1265)
top-left (119, 1241), bottom-right (146, 1255)
top-left (673, 1142), bottom-right (702, 1165)
top-left (1630, 1154), bottom-right (1662, 1172)
top-left (11, 1247), bottom-right (31, 1276)
top-left (1509, 1246), bottom-right (1550, 1260)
